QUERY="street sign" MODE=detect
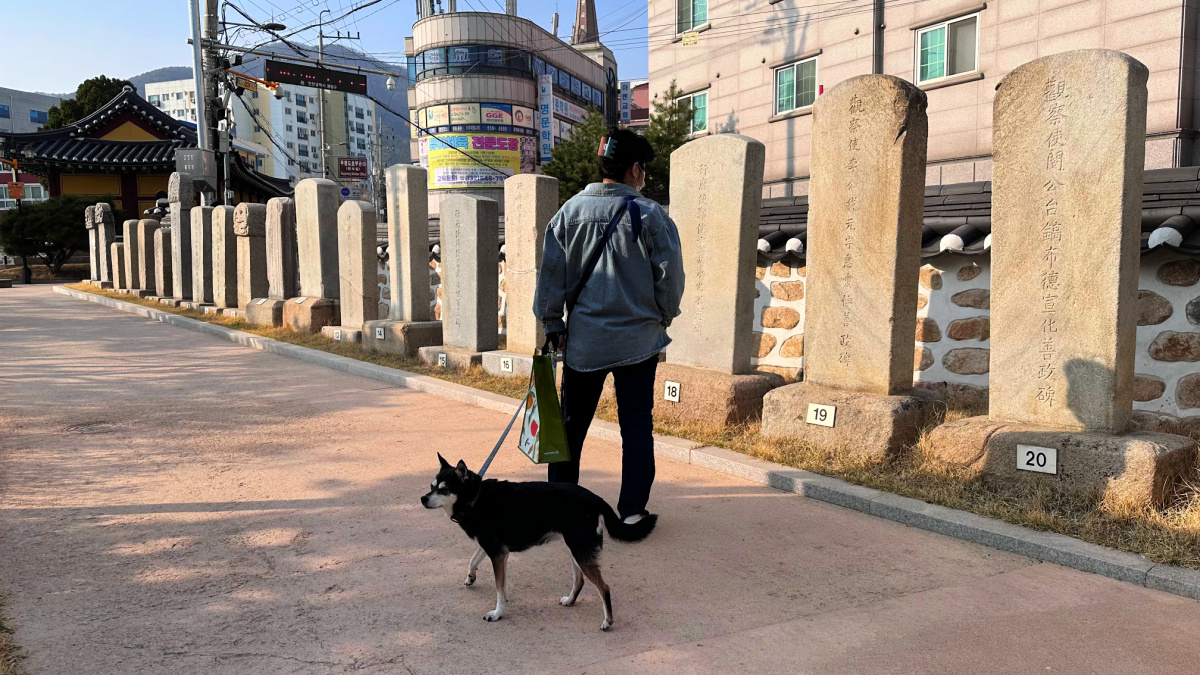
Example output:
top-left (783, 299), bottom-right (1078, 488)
top-left (341, 187), bottom-right (351, 197)
top-left (175, 148), bottom-right (218, 191)
top-left (338, 157), bottom-right (368, 179)
top-left (681, 32), bottom-right (699, 46)
top-left (6, 182), bottom-right (22, 201)
top-left (234, 75), bottom-right (259, 93)
top-left (620, 81), bottom-right (631, 125)
top-left (265, 60), bottom-right (368, 95)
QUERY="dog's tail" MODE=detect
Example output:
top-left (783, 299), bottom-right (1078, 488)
top-left (599, 501), bottom-right (658, 542)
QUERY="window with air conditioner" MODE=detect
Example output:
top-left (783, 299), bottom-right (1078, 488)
top-left (915, 13), bottom-right (979, 84)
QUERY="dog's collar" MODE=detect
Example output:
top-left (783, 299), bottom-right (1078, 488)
top-left (451, 491), bottom-right (482, 523)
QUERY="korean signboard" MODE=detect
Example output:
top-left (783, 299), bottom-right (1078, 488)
top-left (620, 81), bottom-right (631, 124)
top-left (338, 157), bottom-right (368, 179)
top-left (538, 74), bottom-right (554, 163)
top-left (513, 105), bottom-right (536, 129)
top-left (421, 133), bottom-right (523, 189)
top-left (425, 105), bottom-right (449, 127)
top-left (481, 103), bottom-right (512, 125)
top-left (553, 97), bottom-right (587, 124)
top-left (449, 103), bottom-right (480, 125)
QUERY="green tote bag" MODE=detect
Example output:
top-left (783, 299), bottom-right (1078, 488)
top-left (516, 353), bottom-right (571, 464)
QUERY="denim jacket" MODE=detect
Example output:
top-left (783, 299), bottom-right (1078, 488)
top-left (533, 182), bottom-right (685, 372)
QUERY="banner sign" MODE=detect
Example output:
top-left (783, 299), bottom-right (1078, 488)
top-left (425, 105), bottom-right (449, 127)
top-left (449, 46), bottom-right (472, 64)
top-left (338, 157), bottom-right (368, 179)
top-left (620, 81), bottom-right (631, 124)
top-left (423, 133), bottom-right (522, 189)
top-left (513, 105), bottom-right (536, 129)
top-left (538, 74), bottom-right (554, 163)
top-left (450, 103), bottom-right (480, 125)
top-left (481, 103), bottom-right (512, 125)
top-left (6, 182), bottom-right (22, 201)
top-left (553, 97), bottom-right (587, 124)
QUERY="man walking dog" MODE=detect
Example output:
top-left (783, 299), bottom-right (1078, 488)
top-left (534, 127), bottom-right (685, 524)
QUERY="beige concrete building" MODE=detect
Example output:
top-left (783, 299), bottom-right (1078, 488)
top-left (406, 6), bottom-right (617, 213)
top-left (649, 0), bottom-right (1200, 195)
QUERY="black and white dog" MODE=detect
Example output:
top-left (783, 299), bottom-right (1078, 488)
top-left (421, 454), bottom-right (657, 631)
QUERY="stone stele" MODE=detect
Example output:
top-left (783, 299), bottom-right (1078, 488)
top-left (234, 203), bottom-right (268, 309)
top-left (481, 174), bottom-right (558, 378)
top-left (659, 133), bottom-right (784, 424)
top-left (134, 219), bottom-right (159, 297)
top-left (169, 172), bottom-right (194, 301)
top-left (295, 178), bottom-right (341, 300)
top-left (122, 219), bottom-right (140, 290)
top-left (246, 197), bottom-right (298, 328)
top-left (190, 206), bottom-right (215, 305)
top-left (211, 206), bottom-right (238, 308)
top-left (363, 166), bottom-right (442, 356)
top-left (336, 199), bottom-right (380, 329)
top-left (110, 242), bottom-right (127, 290)
top-left (762, 75), bottom-right (931, 457)
top-left (153, 226), bottom-right (173, 298)
top-left (95, 203), bottom-right (116, 285)
top-left (84, 206), bottom-right (99, 281)
top-left (417, 194), bottom-right (498, 369)
top-left (925, 50), bottom-right (1195, 507)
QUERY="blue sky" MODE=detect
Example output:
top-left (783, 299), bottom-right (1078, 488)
top-left (1, 0), bottom-right (650, 95)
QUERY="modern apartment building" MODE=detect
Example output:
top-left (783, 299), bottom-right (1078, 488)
top-left (649, 0), bottom-right (1200, 195)
top-left (0, 87), bottom-right (63, 134)
top-left (146, 77), bottom-right (381, 198)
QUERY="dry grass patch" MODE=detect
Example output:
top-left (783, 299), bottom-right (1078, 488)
top-left (0, 592), bottom-right (22, 675)
top-left (1, 263), bottom-right (89, 281)
top-left (66, 284), bottom-right (1200, 569)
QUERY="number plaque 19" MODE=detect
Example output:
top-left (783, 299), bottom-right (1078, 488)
top-left (806, 403), bottom-right (836, 428)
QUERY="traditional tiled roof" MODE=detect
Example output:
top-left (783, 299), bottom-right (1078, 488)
top-left (757, 166), bottom-right (1200, 263)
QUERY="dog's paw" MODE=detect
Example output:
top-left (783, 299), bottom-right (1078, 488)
top-left (600, 618), bottom-right (613, 631)
top-left (560, 595), bottom-right (575, 607)
top-left (463, 574), bottom-right (476, 586)
top-left (483, 610), bottom-right (504, 622)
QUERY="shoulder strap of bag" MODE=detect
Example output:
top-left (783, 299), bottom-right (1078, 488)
top-left (563, 195), bottom-right (638, 317)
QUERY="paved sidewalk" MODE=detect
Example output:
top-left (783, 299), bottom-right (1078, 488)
top-left (1, 284), bottom-right (1198, 674)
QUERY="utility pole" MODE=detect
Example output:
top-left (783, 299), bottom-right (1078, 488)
top-left (318, 10), bottom-right (329, 181)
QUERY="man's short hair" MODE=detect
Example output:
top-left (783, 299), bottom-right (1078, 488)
top-left (597, 128), bottom-right (655, 181)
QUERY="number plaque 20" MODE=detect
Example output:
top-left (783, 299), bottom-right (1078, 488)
top-left (1017, 444), bottom-right (1057, 474)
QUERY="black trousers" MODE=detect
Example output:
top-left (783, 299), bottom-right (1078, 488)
top-left (548, 355), bottom-right (659, 520)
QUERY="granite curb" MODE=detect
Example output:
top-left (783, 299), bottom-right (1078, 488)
top-left (55, 285), bottom-right (1200, 602)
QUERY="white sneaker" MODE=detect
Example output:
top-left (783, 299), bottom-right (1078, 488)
top-left (622, 514), bottom-right (644, 525)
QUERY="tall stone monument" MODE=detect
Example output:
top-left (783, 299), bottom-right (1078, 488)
top-left (121, 219), bottom-right (140, 292)
top-left (189, 206), bottom-right (215, 307)
top-left (762, 75), bottom-right (931, 454)
top-left (110, 242), bottom-right (127, 290)
top-left (169, 173), bottom-right (194, 301)
top-left (136, 219), bottom-right (162, 297)
top-left (363, 166), bottom-right (442, 356)
top-left (234, 203), bottom-right (268, 309)
top-left (95, 203), bottom-right (116, 288)
top-left (320, 200), bottom-right (379, 343)
top-left (211, 206), bottom-right (238, 309)
top-left (246, 197), bottom-right (298, 327)
top-left (418, 194), bottom-right (498, 368)
top-left (153, 225), bottom-right (172, 298)
top-left (654, 134), bottom-right (784, 425)
top-left (283, 178), bottom-right (340, 332)
top-left (84, 206), bottom-right (99, 282)
top-left (926, 50), bottom-right (1193, 506)
top-left (482, 174), bottom-right (558, 377)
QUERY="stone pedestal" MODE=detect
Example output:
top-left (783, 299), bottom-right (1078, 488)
top-left (362, 319), bottom-right (443, 357)
top-left (762, 75), bottom-right (930, 454)
top-left (211, 206), bottom-right (237, 308)
top-left (320, 326), bottom-right (362, 343)
top-left (430, 194), bottom-right (499, 365)
top-left (418, 345), bottom-right (484, 370)
top-left (234, 203), bottom-right (268, 309)
top-left (153, 227), bottom-right (172, 297)
top-left (282, 297), bottom-right (339, 333)
top-left (480, 350), bottom-right (536, 378)
top-left (190, 206), bottom-right (214, 304)
top-left (762, 383), bottom-right (934, 458)
top-left (655, 363), bottom-right (785, 426)
top-left (246, 298), bottom-right (286, 327)
top-left (927, 416), bottom-right (1196, 507)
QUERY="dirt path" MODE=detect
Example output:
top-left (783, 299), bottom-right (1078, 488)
top-left (2, 285), bottom-right (1198, 674)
